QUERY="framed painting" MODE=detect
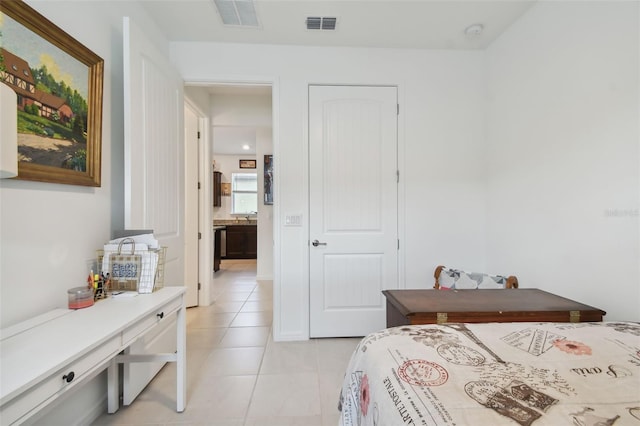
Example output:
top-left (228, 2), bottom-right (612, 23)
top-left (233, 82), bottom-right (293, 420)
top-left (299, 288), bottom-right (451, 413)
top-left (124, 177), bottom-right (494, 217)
top-left (239, 159), bottom-right (256, 169)
top-left (0, 1), bottom-right (104, 186)
top-left (264, 154), bottom-right (273, 205)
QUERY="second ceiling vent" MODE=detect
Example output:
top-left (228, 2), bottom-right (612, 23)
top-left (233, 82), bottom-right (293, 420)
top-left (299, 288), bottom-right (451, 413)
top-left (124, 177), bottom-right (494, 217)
top-left (306, 17), bottom-right (337, 31)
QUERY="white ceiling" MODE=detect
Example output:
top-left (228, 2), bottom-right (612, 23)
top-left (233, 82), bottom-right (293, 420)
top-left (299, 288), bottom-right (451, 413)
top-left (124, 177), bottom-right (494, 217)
top-left (187, 84), bottom-right (273, 155)
top-left (141, 0), bottom-right (536, 50)
top-left (148, 1), bottom-right (536, 154)
top-left (212, 125), bottom-right (264, 155)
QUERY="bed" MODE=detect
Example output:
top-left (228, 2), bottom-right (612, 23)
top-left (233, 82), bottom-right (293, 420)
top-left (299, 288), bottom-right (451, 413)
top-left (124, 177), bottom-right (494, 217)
top-left (338, 321), bottom-right (640, 425)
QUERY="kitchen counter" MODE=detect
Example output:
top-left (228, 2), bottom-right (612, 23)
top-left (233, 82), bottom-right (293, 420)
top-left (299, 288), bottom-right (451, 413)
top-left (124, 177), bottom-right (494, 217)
top-left (214, 219), bottom-right (257, 226)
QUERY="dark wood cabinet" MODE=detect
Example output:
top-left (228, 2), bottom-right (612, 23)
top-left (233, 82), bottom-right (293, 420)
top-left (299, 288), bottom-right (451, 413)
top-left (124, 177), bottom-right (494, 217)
top-left (213, 171), bottom-right (222, 207)
top-left (224, 225), bottom-right (257, 259)
top-left (213, 227), bottom-right (223, 272)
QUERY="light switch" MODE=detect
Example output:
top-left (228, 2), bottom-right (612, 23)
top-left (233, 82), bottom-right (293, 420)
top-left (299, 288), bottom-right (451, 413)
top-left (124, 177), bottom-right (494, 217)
top-left (284, 214), bottom-right (302, 226)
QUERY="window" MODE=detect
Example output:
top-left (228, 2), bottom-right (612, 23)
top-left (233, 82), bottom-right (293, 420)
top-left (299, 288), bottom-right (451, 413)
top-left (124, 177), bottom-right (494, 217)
top-left (231, 172), bottom-right (257, 214)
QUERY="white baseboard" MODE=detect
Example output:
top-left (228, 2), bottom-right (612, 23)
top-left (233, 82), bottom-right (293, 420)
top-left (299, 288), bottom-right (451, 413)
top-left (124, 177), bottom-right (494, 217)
top-left (256, 274), bottom-right (273, 281)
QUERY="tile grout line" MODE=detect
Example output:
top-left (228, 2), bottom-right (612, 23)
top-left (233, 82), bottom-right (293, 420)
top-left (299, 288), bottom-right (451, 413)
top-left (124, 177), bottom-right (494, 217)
top-left (241, 325), bottom-right (271, 426)
top-left (215, 270), bottom-right (265, 425)
top-left (238, 280), bottom-right (267, 426)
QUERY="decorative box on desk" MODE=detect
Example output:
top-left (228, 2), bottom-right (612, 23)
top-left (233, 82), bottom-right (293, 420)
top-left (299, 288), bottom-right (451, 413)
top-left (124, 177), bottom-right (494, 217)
top-left (382, 288), bottom-right (606, 328)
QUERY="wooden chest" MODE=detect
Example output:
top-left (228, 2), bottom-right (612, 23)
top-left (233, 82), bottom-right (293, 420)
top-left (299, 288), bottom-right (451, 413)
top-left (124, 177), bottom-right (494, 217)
top-left (382, 288), bottom-right (606, 328)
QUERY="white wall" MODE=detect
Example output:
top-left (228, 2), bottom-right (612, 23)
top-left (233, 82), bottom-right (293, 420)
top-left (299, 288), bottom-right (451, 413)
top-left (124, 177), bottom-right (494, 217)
top-left (485, 1), bottom-right (640, 321)
top-left (0, 1), bottom-right (171, 424)
top-left (184, 86), bottom-right (211, 113)
top-left (211, 92), bottom-right (272, 127)
top-left (171, 43), bottom-right (488, 340)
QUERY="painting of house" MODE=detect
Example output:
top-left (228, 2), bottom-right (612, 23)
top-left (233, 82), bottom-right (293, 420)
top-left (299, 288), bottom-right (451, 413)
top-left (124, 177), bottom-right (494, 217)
top-left (0, 1), bottom-right (637, 424)
top-left (1, 48), bottom-right (73, 124)
top-left (0, 41), bottom-right (88, 170)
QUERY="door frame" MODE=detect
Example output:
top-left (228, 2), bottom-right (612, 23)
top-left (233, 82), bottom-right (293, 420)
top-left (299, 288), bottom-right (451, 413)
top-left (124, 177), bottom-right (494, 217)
top-left (306, 83), bottom-right (401, 338)
top-left (303, 81), bottom-right (407, 339)
top-left (183, 78), bottom-right (280, 310)
top-left (184, 98), bottom-right (209, 306)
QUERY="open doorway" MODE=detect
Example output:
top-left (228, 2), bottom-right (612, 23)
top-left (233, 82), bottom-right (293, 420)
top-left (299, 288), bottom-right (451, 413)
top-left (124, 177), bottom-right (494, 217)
top-left (184, 83), bottom-right (274, 304)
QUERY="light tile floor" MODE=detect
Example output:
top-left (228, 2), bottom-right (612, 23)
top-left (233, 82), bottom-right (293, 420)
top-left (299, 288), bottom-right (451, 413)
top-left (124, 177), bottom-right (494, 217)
top-left (93, 260), bottom-right (360, 426)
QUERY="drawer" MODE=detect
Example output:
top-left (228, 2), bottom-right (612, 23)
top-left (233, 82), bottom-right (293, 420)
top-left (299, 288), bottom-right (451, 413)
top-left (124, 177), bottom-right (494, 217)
top-left (121, 296), bottom-right (182, 346)
top-left (1, 335), bottom-right (120, 425)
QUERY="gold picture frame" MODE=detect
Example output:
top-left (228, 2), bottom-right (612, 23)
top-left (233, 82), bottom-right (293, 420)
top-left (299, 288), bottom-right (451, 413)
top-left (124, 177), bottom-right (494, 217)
top-left (0, 0), bottom-right (104, 186)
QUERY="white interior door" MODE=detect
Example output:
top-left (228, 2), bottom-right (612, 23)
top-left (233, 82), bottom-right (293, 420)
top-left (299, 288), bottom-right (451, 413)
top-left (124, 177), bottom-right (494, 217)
top-left (122, 16), bottom-right (185, 403)
top-left (123, 16), bottom-right (186, 291)
top-left (184, 104), bottom-right (200, 307)
top-left (309, 85), bottom-right (398, 338)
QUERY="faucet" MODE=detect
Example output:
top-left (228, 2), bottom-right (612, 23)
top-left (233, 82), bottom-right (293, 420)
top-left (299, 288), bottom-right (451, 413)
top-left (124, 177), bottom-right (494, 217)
top-left (245, 211), bottom-right (257, 221)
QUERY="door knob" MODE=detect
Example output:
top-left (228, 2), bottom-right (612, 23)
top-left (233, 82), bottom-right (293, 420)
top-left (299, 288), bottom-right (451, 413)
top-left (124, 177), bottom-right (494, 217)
top-left (312, 239), bottom-right (327, 247)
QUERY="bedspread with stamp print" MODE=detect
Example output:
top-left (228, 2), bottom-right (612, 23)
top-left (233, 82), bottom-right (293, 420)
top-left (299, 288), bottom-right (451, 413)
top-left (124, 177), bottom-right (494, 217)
top-left (338, 321), bottom-right (640, 426)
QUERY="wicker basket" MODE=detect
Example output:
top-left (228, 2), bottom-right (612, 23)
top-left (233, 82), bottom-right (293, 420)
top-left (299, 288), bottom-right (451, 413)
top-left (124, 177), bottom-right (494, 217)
top-left (97, 246), bottom-right (166, 293)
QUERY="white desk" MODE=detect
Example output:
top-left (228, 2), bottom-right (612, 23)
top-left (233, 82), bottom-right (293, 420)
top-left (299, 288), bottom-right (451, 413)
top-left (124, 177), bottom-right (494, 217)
top-left (0, 287), bottom-right (186, 425)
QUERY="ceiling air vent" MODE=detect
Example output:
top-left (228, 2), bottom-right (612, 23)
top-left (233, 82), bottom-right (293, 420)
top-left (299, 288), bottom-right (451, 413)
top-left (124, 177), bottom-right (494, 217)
top-left (306, 16), bottom-right (337, 31)
top-left (213, 0), bottom-right (259, 27)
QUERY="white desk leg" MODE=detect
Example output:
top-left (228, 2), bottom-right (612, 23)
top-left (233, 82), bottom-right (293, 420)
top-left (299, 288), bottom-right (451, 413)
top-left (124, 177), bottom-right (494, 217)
top-left (107, 358), bottom-right (119, 413)
top-left (176, 298), bottom-right (186, 412)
